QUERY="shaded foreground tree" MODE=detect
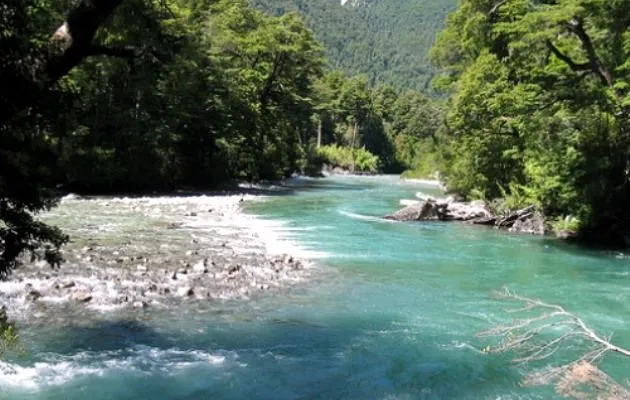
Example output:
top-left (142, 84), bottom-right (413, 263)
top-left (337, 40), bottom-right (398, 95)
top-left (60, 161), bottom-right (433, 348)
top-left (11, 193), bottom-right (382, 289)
top-left (479, 289), bottom-right (630, 399)
top-left (1, 0), bottom-right (128, 277)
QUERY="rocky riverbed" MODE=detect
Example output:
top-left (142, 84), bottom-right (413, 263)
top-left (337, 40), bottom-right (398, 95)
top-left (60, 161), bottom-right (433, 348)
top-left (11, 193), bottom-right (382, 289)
top-left (0, 192), bottom-right (312, 322)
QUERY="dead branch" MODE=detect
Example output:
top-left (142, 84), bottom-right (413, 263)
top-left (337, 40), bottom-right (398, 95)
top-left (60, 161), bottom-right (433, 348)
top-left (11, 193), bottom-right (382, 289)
top-left (479, 288), bottom-right (630, 398)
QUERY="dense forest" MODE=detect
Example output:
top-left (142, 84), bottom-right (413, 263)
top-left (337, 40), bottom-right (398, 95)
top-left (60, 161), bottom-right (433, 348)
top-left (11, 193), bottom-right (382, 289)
top-left (251, 0), bottom-right (457, 91)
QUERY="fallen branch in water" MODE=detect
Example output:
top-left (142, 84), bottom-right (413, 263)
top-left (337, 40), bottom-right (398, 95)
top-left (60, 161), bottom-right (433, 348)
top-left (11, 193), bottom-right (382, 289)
top-left (479, 288), bottom-right (630, 399)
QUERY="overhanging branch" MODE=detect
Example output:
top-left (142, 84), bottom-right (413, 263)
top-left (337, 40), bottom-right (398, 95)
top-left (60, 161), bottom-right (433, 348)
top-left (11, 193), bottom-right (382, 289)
top-left (562, 17), bottom-right (614, 87)
top-left (546, 40), bottom-right (590, 72)
top-left (46, 0), bottom-right (126, 83)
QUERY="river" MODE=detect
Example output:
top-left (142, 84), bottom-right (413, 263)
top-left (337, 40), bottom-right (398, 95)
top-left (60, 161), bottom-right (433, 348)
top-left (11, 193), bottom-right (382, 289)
top-left (1, 175), bottom-right (629, 399)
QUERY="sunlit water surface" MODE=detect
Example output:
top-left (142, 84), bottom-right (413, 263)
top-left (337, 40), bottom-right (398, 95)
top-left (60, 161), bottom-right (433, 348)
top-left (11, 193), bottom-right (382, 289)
top-left (2, 176), bottom-right (629, 399)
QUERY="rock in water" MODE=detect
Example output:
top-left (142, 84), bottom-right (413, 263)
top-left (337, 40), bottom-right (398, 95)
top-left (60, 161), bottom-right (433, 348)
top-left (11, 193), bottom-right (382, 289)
top-left (57, 281), bottom-right (76, 289)
top-left (133, 301), bottom-right (149, 309)
top-left (177, 287), bottom-right (194, 297)
top-left (192, 259), bottom-right (208, 273)
top-left (509, 211), bottom-right (546, 235)
top-left (26, 290), bottom-right (42, 301)
top-left (387, 198), bottom-right (492, 222)
top-left (71, 291), bottom-right (93, 303)
top-left (442, 200), bottom-right (493, 221)
top-left (385, 200), bottom-right (440, 221)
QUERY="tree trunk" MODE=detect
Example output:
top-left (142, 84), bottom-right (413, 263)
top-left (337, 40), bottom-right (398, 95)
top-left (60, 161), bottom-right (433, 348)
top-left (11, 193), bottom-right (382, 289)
top-left (350, 121), bottom-right (358, 173)
top-left (317, 116), bottom-right (322, 148)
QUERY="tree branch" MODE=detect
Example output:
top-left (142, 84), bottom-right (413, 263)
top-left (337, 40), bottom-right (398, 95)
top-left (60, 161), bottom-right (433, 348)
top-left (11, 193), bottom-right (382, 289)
top-left (488, 0), bottom-right (508, 17)
top-left (46, 0), bottom-right (126, 83)
top-left (479, 288), bottom-right (630, 398)
top-left (562, 17), bottom-right (614, 87)
top-left (546, 40), bottom-right (591, 72)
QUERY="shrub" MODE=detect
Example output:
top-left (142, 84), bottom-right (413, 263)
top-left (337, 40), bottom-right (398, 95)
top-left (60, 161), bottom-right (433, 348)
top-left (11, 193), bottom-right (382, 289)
top-left (316, 145), bottom-right (380, 173)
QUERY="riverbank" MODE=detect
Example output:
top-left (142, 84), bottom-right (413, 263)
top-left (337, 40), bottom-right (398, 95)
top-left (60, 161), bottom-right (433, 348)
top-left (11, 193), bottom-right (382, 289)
top-left (0, 192), bottom-right (311, 322)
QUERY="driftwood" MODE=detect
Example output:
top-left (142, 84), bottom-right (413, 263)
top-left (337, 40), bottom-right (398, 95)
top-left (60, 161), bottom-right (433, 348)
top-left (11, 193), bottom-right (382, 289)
top-left (496, 206), bottom-right (536, 228)
top-left (479, 288), bottom-right (630, 398)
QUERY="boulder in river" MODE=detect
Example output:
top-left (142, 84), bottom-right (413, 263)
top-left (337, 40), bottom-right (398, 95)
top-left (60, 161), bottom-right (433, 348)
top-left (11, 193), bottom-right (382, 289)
top-left (385, 199), bottom-right (440, 221)
top-left (508, 211), bottom-right (546, 235)
top-left (387, 198), bottom-right (546, 236)
top-left (386, 198), bottom-right (491, 222)
top-left (57, 281), bottom-right (76, 289)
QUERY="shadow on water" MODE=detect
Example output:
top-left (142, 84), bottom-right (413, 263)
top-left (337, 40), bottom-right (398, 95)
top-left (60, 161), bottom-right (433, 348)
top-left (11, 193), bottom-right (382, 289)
top-left (8, 310), bottom-right (533, 400)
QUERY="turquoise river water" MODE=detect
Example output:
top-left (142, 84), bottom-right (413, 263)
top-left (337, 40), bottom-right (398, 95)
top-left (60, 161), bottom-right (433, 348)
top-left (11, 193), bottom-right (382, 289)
top-left (2, 175), bottom-right (629, 399)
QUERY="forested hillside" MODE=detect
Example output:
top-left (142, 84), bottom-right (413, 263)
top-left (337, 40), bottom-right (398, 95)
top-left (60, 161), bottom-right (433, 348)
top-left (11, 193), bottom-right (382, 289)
top-left (251, 0), bottom-right (457, 91)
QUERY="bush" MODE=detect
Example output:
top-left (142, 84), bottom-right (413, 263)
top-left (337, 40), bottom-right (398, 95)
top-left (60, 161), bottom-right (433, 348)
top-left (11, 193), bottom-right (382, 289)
top-left (316, 145), bottom-right (380, 173)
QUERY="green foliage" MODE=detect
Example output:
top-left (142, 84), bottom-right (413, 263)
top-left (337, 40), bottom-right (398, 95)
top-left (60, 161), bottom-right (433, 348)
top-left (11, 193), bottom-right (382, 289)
top-left (399, 140), bottom-right (440, 180)
top-left (313, 71), bottom-right (443, 174)
top-left (251, 0), bottom-right (458, 91)
top-left (432, 0), bottom-right (630, 243)
top-left (551, 215), bottom-right (582, 236)
top-left (0, 307), bottom-right (23, 359)
top-left (317, 145), bottom-right (379, 173)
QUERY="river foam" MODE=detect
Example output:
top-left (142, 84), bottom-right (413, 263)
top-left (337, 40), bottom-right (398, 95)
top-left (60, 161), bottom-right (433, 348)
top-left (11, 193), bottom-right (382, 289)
top-left (0, 346), bottom-right (235, 391)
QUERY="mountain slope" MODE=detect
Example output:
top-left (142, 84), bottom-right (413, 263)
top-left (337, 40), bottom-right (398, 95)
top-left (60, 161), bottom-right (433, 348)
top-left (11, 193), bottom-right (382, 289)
top-left (250, 0), bottom-right (458, 91)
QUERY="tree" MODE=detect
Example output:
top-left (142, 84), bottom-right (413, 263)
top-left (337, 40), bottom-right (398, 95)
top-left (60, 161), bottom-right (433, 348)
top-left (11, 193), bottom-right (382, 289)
top-left (207, 0), bottom-right (325, 179)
